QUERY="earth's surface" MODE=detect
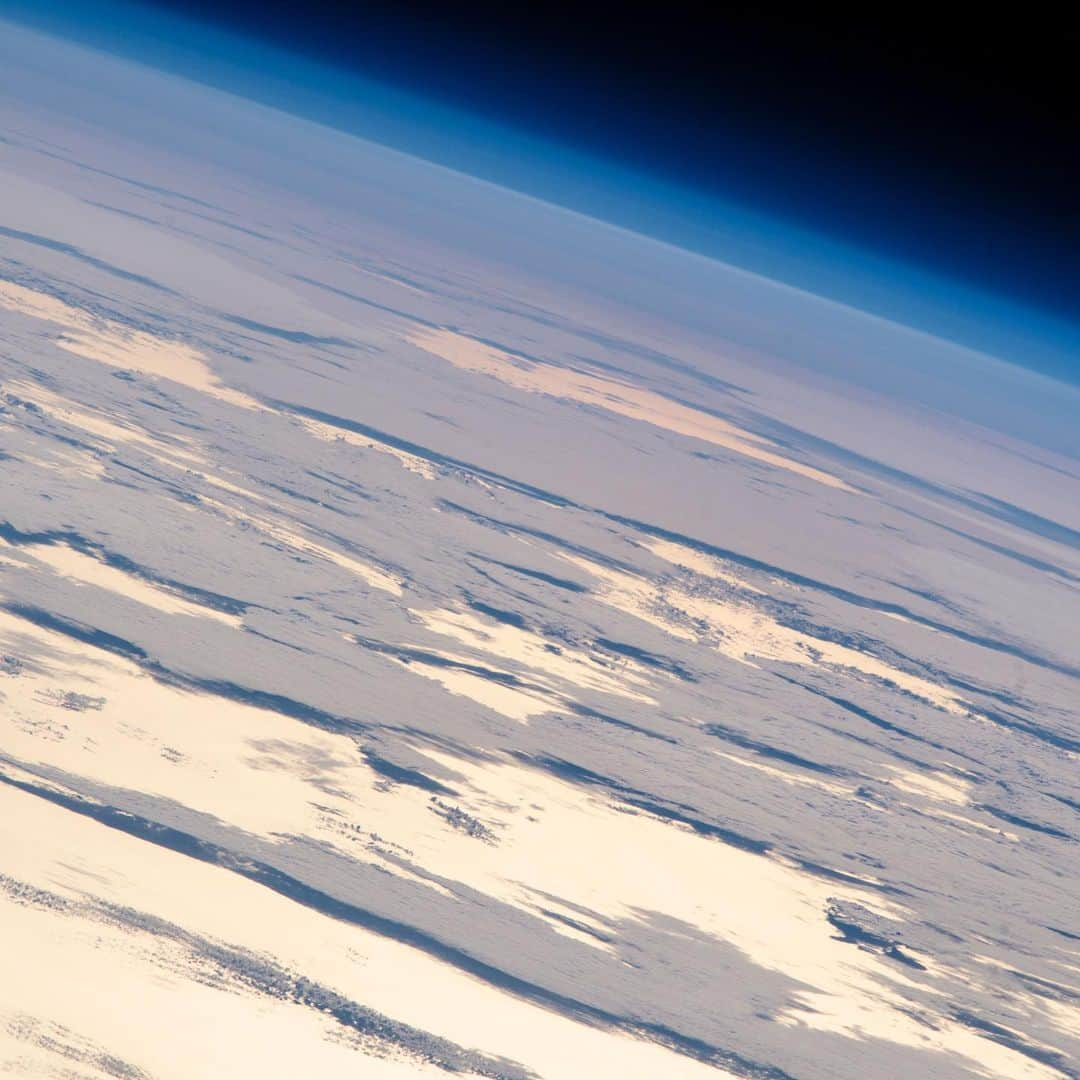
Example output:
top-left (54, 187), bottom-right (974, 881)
top-left (0, 19), bottom-right (1078, 1080)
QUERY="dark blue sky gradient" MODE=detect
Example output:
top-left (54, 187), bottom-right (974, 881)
top-left (2, 0), bottom-right (1077, 384)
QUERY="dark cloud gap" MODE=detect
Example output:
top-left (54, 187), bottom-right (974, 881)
top-left (0, 766), bottom-right (797, 1079)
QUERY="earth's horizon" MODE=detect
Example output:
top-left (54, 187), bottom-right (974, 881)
top-left (0, 17), bottom-right (1077, 1080)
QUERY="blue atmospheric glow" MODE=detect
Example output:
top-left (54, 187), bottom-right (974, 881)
top-left (1, 0), bottom-right (1077, 388)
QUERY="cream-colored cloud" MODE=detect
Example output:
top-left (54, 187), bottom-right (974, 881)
top-left (410, 327), bottom-right (853, 491)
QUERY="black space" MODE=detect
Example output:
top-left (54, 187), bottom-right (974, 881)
top-left (113, 5), bottom-right (1080, 323)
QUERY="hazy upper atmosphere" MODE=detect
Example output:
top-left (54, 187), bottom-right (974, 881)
top-left (0, 19), bottom-right (1077, 1080)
